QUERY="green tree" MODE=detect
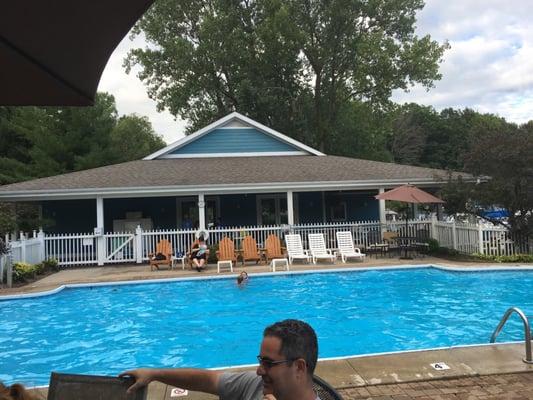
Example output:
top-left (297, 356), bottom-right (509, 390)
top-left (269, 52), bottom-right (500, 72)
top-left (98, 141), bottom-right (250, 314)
top-left (29, 92), bottom-right (118, 176)
top-left (329, 101), bottom-right (393, 161)
top-left (109, 114), bottom-right (166, 162)
top-left (0, 93), bottom-right (166, 234)
top-left (0, 107), bottom-right (48, 184)
top-left (389, 103), bottom-right (437, 167)
top-left (126, 0), bottom-right (448, 152)
top-left (441, 121), bottom-right (533, 239)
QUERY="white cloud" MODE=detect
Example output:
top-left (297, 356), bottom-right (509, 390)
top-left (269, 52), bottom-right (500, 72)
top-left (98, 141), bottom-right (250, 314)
top-left (394, 0), bottom-right (533, 123)
top-left (98, 34), bottom-right (186, 144)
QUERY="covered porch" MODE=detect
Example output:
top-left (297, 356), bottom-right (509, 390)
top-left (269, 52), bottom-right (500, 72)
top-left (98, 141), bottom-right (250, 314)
top-left (38, 189), bottom-right (385, 234)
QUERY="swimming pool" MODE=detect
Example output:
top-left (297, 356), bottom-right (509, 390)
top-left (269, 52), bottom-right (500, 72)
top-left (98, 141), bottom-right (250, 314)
top-left (1, 265), bottom-right (532, 386)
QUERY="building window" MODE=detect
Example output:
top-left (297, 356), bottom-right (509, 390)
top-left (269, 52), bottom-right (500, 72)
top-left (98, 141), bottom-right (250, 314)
top-left (256, 195), bottom-right (288, 225)
top-left (330, 201), bottom-right (347, 221)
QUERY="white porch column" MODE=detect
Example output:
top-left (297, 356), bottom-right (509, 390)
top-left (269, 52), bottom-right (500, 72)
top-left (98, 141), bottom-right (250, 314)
top-left (20, 232), bottom-right (27, 263)
top-left (287, 191), bottom-right (294, 225)
top-left (198, 194), bottom-right (206, 231)
top-left (378, 188), bottom-right (386, 232)
top-left (37, 229), bottom-right (45, 262)
top-left (135, 225), bottom-right (143, 264)
top-left (452, 221), bottom-right (457, 250)
top-left (96, 196), bottom-right (105, 266)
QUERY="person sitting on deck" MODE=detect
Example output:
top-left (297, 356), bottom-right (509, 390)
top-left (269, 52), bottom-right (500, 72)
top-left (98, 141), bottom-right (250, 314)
top-left (120, 319), bottom-right (320, 400)
top-left (190, 236), bottom-right (209, 272)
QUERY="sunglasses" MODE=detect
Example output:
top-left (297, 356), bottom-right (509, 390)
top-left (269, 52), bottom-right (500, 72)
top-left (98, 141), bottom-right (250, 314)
top-left (256, 355), bottom-right (295, 369)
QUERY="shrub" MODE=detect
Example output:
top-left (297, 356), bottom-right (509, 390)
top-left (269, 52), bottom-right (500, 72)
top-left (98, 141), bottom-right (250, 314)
top-left (473, 253), bottom-right (533, 263)
top-left (34, 262), bottom-right (45, 275)
top-left (427, 238), bottom-right (440, 253)
top-left (208, 244), bottom-right (219, 264)
top-left (12, 262), bottom-right (38, 282)
top-left (42, 258), bottom-right (60, 272)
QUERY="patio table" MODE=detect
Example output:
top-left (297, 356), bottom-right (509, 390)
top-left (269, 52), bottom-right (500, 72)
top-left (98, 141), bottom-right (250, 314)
top-left (394, 236), bottom-right (418, 259)
top-left (367, 243), bottom-right (389, 258)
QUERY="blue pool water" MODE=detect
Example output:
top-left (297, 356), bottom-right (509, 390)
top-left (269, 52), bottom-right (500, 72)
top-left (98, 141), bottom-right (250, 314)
top-left (1, 266), bottom-right (532, 386)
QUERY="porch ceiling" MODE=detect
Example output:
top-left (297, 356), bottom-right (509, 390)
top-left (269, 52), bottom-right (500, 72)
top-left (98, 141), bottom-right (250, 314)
top-left (0, 155), bottom-right (470, 201)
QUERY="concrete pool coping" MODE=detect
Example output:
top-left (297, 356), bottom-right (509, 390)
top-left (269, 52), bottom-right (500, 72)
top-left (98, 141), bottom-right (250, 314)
top-left (5, 256), bottom-right (533, 398)
top-left (2, 255), bottom-right (533, 297)
top-left (29, 343), bottom-right (533, 399)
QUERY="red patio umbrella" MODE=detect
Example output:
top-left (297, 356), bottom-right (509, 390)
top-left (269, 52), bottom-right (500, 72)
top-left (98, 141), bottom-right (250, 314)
top-left (375, 184), bottom-right (445, 205)
top-left (375, 184), bottom-right (445, 258)
top-left (0, 0), bottom-right (155, 106)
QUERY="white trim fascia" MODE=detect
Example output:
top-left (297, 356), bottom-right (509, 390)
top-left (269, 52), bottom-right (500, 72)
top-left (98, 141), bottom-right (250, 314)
top-left (159, 151), bottom-right (308, 159)
top-left (0, 178), bottom-right (448, 201)
top-left (143, 111), bottom-right (324, 160)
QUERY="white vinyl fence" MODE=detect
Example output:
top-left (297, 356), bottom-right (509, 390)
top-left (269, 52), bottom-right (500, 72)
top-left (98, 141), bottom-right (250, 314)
top-left (2, 218), bottom-right (531, 271)
top-left (433, 221), bottom-right (531, 256)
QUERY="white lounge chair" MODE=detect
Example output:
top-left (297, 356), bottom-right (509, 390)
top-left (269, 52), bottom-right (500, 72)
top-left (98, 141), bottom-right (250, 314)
top-left (336, 231), bottom-right (366, 263)
top-left (285, 234), bottom-right (311, 265)
top-left (308, 233), bottom-right (336, 264)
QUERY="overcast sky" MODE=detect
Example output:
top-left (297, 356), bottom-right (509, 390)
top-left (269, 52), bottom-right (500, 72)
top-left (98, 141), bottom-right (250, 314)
top-left (98, 0), bottom-right (533, 144)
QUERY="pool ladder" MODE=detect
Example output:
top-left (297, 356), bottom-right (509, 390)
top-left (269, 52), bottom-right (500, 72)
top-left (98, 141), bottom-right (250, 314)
top-left (490, 307), bottom-right (533, 364)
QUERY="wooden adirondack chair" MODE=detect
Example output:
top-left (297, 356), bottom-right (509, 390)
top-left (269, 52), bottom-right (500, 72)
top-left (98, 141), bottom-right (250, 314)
top-left (149, 239), bottom-right (173, 271)
top-left (265, 234), bottom-right (284, 261)
top-left (216, 237), bottom-right (236, 273)
top-left (241, 235), bottom-right (261, 265)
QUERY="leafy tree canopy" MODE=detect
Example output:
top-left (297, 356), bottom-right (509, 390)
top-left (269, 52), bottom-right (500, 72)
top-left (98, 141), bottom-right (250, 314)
top-left (0, 93), bottom-right (166, 234)
top-left (440, 121), bottom-right (533, 238)
top-left (126, 0), bottom-right (448, 152)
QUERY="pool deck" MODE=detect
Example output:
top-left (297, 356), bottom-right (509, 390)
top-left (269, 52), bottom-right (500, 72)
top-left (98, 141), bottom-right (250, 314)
top-left (4, 256), bottom-right (533, 399)
top-left (3, 255), bottom-right (532, 296)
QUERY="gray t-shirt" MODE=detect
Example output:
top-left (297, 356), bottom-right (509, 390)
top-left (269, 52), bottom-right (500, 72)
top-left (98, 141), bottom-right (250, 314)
top-left (218, 371), bottom-right (321, 400)
top-left (218, 371), bottom-right (263, 400)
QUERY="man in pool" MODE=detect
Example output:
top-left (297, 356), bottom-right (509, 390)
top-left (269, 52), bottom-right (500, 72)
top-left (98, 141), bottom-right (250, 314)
top-left (120, 319), bottom-right (320, 400)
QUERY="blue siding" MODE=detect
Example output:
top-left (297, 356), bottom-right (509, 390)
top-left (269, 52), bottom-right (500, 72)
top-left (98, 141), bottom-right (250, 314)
top-left (170, 128), bottom-right (299, 155)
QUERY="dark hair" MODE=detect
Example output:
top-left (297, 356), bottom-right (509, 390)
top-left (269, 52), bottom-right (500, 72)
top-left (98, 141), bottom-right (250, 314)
top-left (0, 382), bottom-right (36, 400)
top-left (198, 235), bottom-right (204, 242)
top-left (237, 275), bottom-right (244, 284)
top-left (263, 319), bottom-right (318, 375)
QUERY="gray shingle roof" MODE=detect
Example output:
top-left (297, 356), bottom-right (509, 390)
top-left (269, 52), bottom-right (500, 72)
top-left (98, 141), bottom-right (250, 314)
top-left (0, 156), bottom-right (467, 197)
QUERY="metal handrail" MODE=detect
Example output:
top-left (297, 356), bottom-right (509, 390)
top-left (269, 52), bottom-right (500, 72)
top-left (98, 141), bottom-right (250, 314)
top-left (490, 307), bottom-right (533, 364)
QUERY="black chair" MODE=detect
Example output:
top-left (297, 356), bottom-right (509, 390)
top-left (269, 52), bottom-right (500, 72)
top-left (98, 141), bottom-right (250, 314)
top-left (313, 374), bottom-right (344, 400)
top-left (47, 372), bottom-right (147, 400)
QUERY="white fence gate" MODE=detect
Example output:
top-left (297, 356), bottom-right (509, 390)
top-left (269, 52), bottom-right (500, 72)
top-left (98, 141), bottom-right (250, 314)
top-left (105, 232), bottom-right (136, 264)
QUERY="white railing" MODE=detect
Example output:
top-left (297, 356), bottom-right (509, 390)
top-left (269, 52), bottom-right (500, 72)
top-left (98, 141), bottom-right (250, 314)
top-left (139, 228), bottom-right (196, 262)
top-left (291, 220), bottom-right (432, 250)
top-left (45, 232), bottom-right (98, 266)
top-left (433, 220), bottom-right (531, 256)
top-left (208, 225), bottom-right (284, 250)
top-left (7, 232), bottom-right (44, 265)
top-left (1, 219), bottom-right (530, 271)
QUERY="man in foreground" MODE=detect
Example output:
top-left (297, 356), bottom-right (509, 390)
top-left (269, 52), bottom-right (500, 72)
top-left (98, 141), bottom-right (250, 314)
top-left (120, 319), bottom-right (320, 400)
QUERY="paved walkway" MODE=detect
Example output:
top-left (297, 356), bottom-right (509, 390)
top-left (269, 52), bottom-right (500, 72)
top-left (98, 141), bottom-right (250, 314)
top-left (338, 372), bottom-right (533, 399)
top-left (4, 255), bottom-right (531, 296)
